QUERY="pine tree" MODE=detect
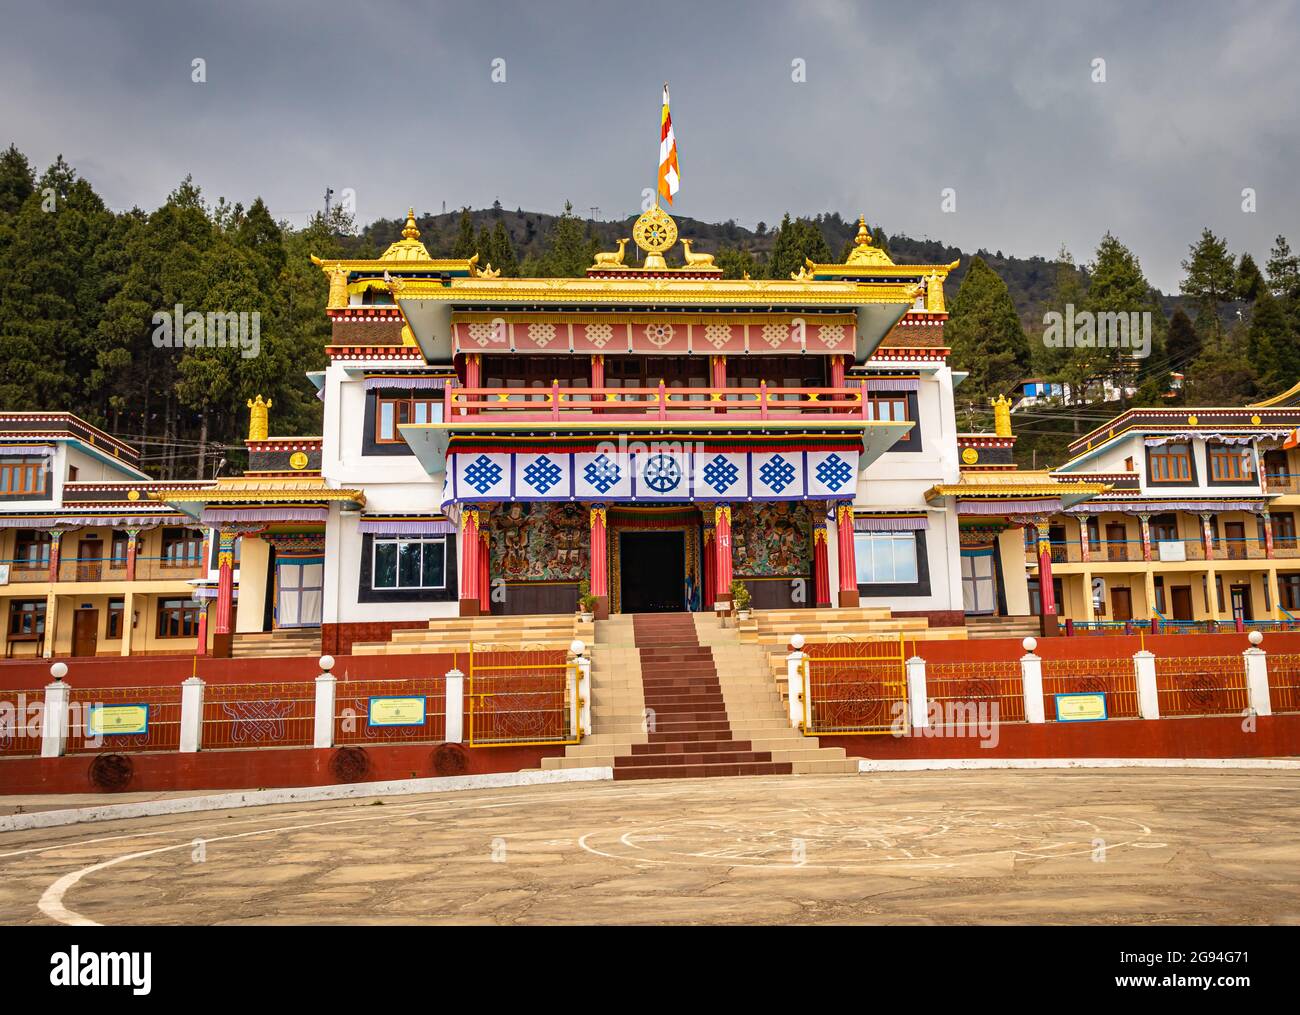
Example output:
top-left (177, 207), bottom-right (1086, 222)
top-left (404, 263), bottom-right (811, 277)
top-left (946, 256), bottom-right (1031, 400)
top-left (489, 220), bottom-right (518, 276)
top-left (0, 144), bottom-right (35, 216)
top-left (452, 208), bottom-right (475, 259)
top-left (1180, 227), bottom-right (1236, 338)
top-left (1266, 235), bottom-right (1300, 299)
top-left (537, 201), bottom-right (597, 277)
top-left (1236, 252), bottom-right (1265, 302)
top-left (767, 214), bottom-right (831, 279)
top-left (1247, 289), bottom-right (1300, 397)
top-left (1165, 306), bottom-right (1200, 374)
top-left (715, 246), bottom-right (758, 279)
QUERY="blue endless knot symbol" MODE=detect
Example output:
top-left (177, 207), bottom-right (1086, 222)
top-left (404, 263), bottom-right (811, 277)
top-left (464, 454), bottom-right (503, 494)
top-left (523, 455), bottom-right (563, 494)
top-left (815, 453), bottom-right (853, 491)
top-left (583, 453), bottom-right (622, 494)
top-left (702, 454), bottom-right (739, 494)
top-left (758, 454), bottom-right (796, 493)
top-left (642, 454), bottom-right (682, 493)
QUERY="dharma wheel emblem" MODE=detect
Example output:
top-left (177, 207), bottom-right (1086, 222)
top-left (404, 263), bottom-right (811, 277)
top-left (633, 206), bottom-right (678, 269)
top-left (289, 451), bottom-right (309, 470)
top-left (642, 454), bottom-right (682, 493)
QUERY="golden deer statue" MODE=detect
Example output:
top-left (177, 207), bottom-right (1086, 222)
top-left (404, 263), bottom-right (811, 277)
top-left (592, 238), bottom-right (630, 268)
top-left (680, 238), bottom-right (716, 270)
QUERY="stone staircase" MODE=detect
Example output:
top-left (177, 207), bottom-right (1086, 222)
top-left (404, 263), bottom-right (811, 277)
top-left (231, 628), bottom-right (322, 658)
top-left (351, 613), bottom-right (595, 655)
top-left (540, 611), bottom-right (858, 780)
top-left (965, 615), bottom-right (1040, 641)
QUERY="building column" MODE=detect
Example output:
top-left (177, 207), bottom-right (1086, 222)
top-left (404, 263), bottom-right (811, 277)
top-left (836, 503), bottom-right (859, 608)
top-left (47, 528), bottom-right (63, 583)
top-left (42, 591), bottom-right (58, 659)
top-left (1260, 511), bottom-right (1275, 558)
top-left (458, 509), bottom-right (481, 616)
top-left (714, 505), bottom-right (733, 612)
top-left (701, 527), bottom-right (715, 610)
top-left (1139, 513), bottom-right (1152, 562)
top-left (589, 506), bottom-right (609, 620)
top-left (1205, 567), bottom-right (1221, 621)
top-left (478, 528), bottom-right (491, 615)
top-left (213, 530), bottom-right (236, 657)
top-left (463, 353), bottom-right (481, 415)
top-left (829, 354), bottom-right (846, 390)
top-left (1078, 518), bottom-right (1091, 564)
top-left (124, 528), bottom-right (140, 581)
top-left (120, 590), bottom-right (136, 657)
top-left (1082, 569), bottom-right (1095, 622)
top-left (1200, 512), bottom-right (1215, 562)
top-left (1268, 566), bottom-right (1282, 619)
top-left (1036, 520), bottom-right (1058, 636)
top-left (710, 355), bottom-right (727, 414)
top-left (1144, 571), bottom-right (1158, 621)
top-left (590, 354), bottom-right (604, 390)
top-left (813, 526), bottom-right (832, 608)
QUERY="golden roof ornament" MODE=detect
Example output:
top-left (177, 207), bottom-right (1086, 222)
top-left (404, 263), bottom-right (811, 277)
top-left (592, 238), bottom-right (630, 269)
top-left (632, 206), bottom-right (678, 270)
top-left (246, 395), bottom-right (272, 442)
top-left (379, 207), bottom-right (432, 262)
top-left (925, 270), bottom-right (947, 313)
top-left (326, 264), bottom-right (350, 309)
top-left (844, 214), bottom-right (895, 267)
top-left (992, 394), bottom-right (1013, 437)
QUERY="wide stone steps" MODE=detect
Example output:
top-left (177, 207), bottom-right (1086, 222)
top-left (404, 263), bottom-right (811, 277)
top-left (352, 613), bottom-right (594, 655)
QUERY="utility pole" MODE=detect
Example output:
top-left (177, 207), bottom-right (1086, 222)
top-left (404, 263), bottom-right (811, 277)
top-left (324, 187), bottom-right (334, 221)
top-left (589, 206), bottom-right (600, 222)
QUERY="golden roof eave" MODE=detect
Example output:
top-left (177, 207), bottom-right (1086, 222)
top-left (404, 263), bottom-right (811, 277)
top-left (924, 474), bottom-right (1111, 503)
top-left (385, 274), bottom-right (921, 307)
top-left (807, 258), bottom-right (961, 277)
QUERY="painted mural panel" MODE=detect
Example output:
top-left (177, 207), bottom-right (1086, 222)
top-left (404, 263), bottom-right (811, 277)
top-left (731, 502), bottom-right (812, 577)
top-left (488, 503), bottom-right (589, 582)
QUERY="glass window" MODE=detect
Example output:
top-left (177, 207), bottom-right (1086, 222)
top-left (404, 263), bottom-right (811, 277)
top-left (372, 538), bottom-right (447, 590)
top-left (1149, 443), bottom-right (1192, 482)
top-left (853, 532), bottom-right (919, 584)
top-left (377, 396), bottom-right (442, 442)
top-left (13, 529), bottom-right (51, 569)
top-left (1209, 443), bottom-right (1256, 482)
top-left (156, 598), bottom-right (202, 638)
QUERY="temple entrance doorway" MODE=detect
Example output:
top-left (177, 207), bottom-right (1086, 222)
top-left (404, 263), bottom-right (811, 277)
top-left (619, 531), bottom-right (686, 613)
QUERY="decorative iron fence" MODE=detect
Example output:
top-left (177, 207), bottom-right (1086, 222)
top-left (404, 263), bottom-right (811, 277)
top-left (925, 659), bottom-right (1027, 723)
top-left (1153, 655), bottom-right (1248, 717)
top-left (66, 684), bottom-right (182, 753)
top-left (800, 635), bottom-right (907, 735)
top-left (0, 688), bottom-right (44, 756)
top-left (467, 646), bottom-right (579, 746)
top-left (334, 676), bottom-right (447, 745)
top-left (1041, 657), bottom-right (1140, 719)
top-left (1265, 653), bottom-right (1300, 713)
top-left (201, 681), bottom-right (316, 749)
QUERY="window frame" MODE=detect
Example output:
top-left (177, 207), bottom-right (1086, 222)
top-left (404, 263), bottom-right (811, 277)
top-left (7, 599), bottom-right (46, 638)
top-left (156, 598), bottom-right (202, 639)
top-left (370, 536), bottom-right (448, 591)
top-left (12, 529), bottom-right (51, 570)
top-left (1207, 442), bottom-right (1257, 485)
top-left (1146, 442), bottom-right (1196, 485)
top-left (160, 527), bottom-right (204, 568)
top-left (852, 530), bottom-right (931, 596)
top-left (0, 459), bottom-right (48, 496)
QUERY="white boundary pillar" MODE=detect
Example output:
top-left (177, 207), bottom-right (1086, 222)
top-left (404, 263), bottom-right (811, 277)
top-left (444, 667), bottom-right (465, 744)
top-left (1134, 650), bottom-right (1160, 719)
top-left (179, 676), bottom-right (205, 753)
top-left (41, 663), bottom-right (70, 758)
top-left (571, 639), bottom-right (592, 737)
top-left (787, 634), bottom-right (807, 729)
top-left (906, 655), bottom-right (929, 729)
top-left (1020, 637), bottom-right (1045, 724)
top-left (1243, 632), bottom-right (1272, 716)
top-left (313, 655), bottom-right (337, 749)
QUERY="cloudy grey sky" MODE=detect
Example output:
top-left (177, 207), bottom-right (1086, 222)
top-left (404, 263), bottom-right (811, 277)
top-left (2, 0), bottom-right (1297, 290)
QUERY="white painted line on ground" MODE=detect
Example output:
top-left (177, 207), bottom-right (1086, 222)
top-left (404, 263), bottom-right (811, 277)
top-left (0, 767), bottom-right (614, 834)
top-left (857, 757), bottom-right (1300, 773)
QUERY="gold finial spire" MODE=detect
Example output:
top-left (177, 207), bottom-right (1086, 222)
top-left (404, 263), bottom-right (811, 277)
top-left (401, 207), bottom-right (420, 241)
top-left (844, 214), bottom-right (894, 266)
top-left (992, 394), bottom-right (1013, 438)
top-left (854, 215), bottom-right (870, 247)
top-left (246, 395), bottom-right (272, 442)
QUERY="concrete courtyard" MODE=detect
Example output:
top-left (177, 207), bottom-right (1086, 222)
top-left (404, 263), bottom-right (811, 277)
top-left (2, 769), bottom-right (1298, 925)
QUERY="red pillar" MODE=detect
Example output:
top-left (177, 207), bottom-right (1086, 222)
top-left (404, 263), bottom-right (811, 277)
top-left (1201, 513), bottom-right (1215, 562)
top-left (478, 529), bottom-right (491, 614)
top-left (1036, 521), bottom-right (1059, 636)
top-left (196, 603), bottom-right (209, 657)
top-left (1261, 511), bottom-right (1275, 558)
top-left (813, 527), bottom-right (832, 608)
top-left (714, 505), bottom-right (734, 611)
top-left (459, 509), bottom-right (481, 615)
top-left (47, 529), bottom-right (62, 583)
top-left (829, 354), bottom-right (846, 389)
top-left (1139, 513), bottom-right (1152, 562)
top-left (213, 530), bottom-right (236, 657)
top-left (464, 353), bottom-right (481, 416)
top-left (702, 527), bottom-right (716, 610)
top-left (711, 355), bottom-right (727, 414)
top-left (835, 503), bottom-right (859, 607)
top-left (125, 528), bottom-right (140, 582)
top-left (589, 506), bottom-right (609, 619)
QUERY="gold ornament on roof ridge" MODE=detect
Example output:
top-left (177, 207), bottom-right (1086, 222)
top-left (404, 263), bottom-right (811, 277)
top-left (633, 206), bottom-right (678, 270)
top-left (592, 238), bottom-right (630, 269)
top-left (844, 214), bottom-right (895, 267)
top-left (246, 395), bottom-right (271, 443)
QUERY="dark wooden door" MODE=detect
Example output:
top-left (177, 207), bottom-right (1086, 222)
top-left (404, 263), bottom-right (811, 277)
top-left (77, 539), bottom-right (103, 581)
top-left (1230, 585), bottom-right (1253, 622)
top-left (72, 609), bottom-right (99, 657)
top-left (1223, 521), bottom-right (1246, 559)
top-left (1170, 586), bottom-right (1194, 620)
top-left (1105, 523), bottom-right (1127, 561)
top-left (1110, 587), bottom-right (1133, 622)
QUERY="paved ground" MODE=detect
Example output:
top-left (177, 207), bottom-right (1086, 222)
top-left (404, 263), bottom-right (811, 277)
top-left (2, 770), bottom-right (1298, 925)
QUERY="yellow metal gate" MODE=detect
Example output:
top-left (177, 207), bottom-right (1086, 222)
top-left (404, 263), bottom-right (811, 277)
top-left (467, 644), bottom-right (582, 747)
top-left (800, 634), bottom-right (908, 735)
